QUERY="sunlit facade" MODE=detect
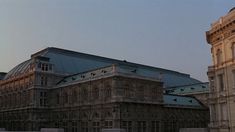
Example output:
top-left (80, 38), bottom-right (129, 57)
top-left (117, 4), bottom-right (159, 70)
top-left (206, 7), bottom-right (235, 132)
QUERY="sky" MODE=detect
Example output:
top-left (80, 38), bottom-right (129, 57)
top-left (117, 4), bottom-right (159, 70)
top-left (0, 0), bottom-right (234, 82)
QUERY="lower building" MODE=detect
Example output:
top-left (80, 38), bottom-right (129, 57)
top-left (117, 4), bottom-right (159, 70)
top-left (0, 65), bottom-right (209, 132)
top-left (165, 82), bottom-right (209, 107)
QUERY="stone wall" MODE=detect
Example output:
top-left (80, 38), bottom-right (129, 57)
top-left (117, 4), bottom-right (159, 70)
top-left (180, 128), bottom-right (208, 132)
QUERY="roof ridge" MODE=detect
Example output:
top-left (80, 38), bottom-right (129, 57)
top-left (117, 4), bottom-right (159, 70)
top-left (166, 82), bottom-right (208, 89)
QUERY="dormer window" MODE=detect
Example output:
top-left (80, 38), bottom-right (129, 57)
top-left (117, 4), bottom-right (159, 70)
top-left (38, 62), bottom-right (53, 71)
top-left (41, 63), bottom-right (48, 71)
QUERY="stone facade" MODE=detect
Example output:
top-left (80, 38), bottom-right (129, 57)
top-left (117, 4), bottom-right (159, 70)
top-left (206, 8), bottom-right (235, 132)
top-left (0, 48), bottom-right (209, 132)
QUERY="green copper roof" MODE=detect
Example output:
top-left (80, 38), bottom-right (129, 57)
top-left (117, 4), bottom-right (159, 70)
top-left (165, 83), bottom-right (209, 95)
top-left (56, 64), bottom-right (161, 87)
top-left (4, 47), bottom-right (201, 87)
top-left (163, 94), bottom-right (204, 108)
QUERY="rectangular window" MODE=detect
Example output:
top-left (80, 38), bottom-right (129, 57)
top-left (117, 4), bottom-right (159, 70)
top-left (40, 98), bottom-right (43, 106)
top-left (40, 76), bottom-right (44, 86)
top-left (56, 94), bottom-right (60, 105)
top-left (209, 77), bottom-right (215, 92)
top-left (45, 64), bottom-right (48, 71)
top-left (137, 121), bottom-right (146, 132)
top-left (122, 121), bottom-right (132, 132)
top-left (232, 70), bottom-right (235, 89)
top-left (81, 122), bottom-right (88, 132)
top-left (151, 121), bottom-right (160, 132)
top-left (72, 122), bottom-right (78, 132)
top-left (39, 92), bottom-right (47, 106)
top-left (41, 63), bottom-right (49, 71)
top-left (232, 43), bottom-right (235, 59)
top-left (218, 74), bottom-right (224, 91)
top-left (92, 87), bottom-right (99, 100)
top-left (92, 122), bottom-right (100, 132)
top-left (62, 122), bottom-right (68, 132)
top-left (152, 86), bottom-right (158, 99)
top-left (220, 103), bottom-right (228, 121)
top-left (210, 104), bottom-right (216, 122)
top-left (104, 121), bottom-right (113, 128)
top-left (55, 122), bottom-right (59, 128)
top-left (40, 76), bottom-right (48, 86)
top-left (41, 63), bottom-right (45, 71)
top-left (216, 49), bottom-right (222, 65)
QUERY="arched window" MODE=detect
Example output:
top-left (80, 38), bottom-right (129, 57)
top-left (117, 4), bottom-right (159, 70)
top-left (92, 87), bottom-right (99, 100)
top-left (63, 92), bottom-right (68, 104)
top-left (103, 83), bottom-right (112, 100)
top-left (72, 90), bottom-right (77, 103)
top-left (81, 88), bottom-right (88, 101)
top-left (216, 49), bottom-right (222, 65)
top-left (105, 87), bottom-right (111, 100)
top-left (56, 93), bottom-right (60, 105)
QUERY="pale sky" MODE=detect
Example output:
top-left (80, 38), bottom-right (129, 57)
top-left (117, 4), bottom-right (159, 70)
top-left (0, 0), bottom-right (234, 82)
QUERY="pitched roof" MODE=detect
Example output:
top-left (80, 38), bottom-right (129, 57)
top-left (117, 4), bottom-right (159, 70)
top-left (3, 47), bottom-right (201, 87)
top-left (165, 82), bottom-right (209, 95)
top-left (163, 94), bottom-right (205, 108)
top-left (56, 64), bottom-right (161, 87)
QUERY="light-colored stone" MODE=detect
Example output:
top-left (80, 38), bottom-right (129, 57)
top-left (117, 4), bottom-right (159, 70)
top-left (206, 7), bottom-right (235, 132)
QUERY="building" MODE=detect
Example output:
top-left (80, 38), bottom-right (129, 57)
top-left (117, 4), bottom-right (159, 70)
top-left (206, 7), bottom-right (235, 132)
top-left (165, 82), bottom-right (209, 107)
top-left (0, 47), bottom-right (209, 132)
